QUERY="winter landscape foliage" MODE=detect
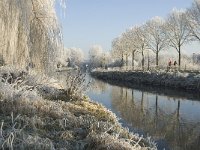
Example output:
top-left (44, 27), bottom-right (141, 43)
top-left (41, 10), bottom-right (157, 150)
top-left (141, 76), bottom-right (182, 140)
top-left (0, 67), bottom-right (157, 149)
top-left (88, 1), bottom-right (200, 148)
top-left (0, 0), bottom-right (158, 150)
top-left (1, 0), bottom-right (200, 149)
top-left (89, 0), bottom-right (200, 71)
top-left (0, 0), bottom-right (65, 73)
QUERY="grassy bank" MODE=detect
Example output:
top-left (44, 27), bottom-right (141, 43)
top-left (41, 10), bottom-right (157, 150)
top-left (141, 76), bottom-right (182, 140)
top-left (0, 66), bottom-right (156, 150)
top-left (91, 69), bottom-right (200, 92)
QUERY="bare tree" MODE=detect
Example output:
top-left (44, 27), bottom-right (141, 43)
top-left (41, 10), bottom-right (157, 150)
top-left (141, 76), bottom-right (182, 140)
top-left (131, 25), bottom-right (149, 70)
top-left (165, 9), bottom-right (191, 69)
top-left (145, 17), bottom-right (168, 67)
top-left (111, 37), bottom-right (125, 67)
top-left (123, 28), bottom-right (139, 70)
top-left (121, 32), bottom-right (132, 68)
top-left (187, 0), bottom-right (200, 42)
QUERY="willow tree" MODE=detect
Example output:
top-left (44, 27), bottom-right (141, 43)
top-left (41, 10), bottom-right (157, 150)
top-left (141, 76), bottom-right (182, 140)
top-left (145, 17), bottom-right (168, 67)
top-left (0, 0), bottom-right (65, 73)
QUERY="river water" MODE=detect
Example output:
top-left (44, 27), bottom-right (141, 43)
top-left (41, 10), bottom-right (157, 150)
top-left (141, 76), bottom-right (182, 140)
top-left (87, 77), bottom-right (200, 150)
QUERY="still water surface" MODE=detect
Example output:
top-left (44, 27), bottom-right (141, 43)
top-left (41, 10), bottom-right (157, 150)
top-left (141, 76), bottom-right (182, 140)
top-left (87, 77), bottom-right (200, 150)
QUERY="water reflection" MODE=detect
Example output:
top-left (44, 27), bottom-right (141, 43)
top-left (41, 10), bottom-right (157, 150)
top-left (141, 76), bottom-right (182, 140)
top-left (88, 78), bottom-right (200, 150)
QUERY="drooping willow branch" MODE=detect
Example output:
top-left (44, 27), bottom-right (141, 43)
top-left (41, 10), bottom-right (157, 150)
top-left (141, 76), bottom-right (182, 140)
top-left (0, 0), bottom-right (66, 74)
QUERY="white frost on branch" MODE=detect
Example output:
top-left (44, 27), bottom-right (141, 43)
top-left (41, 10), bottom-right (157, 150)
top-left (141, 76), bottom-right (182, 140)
top-left (0, 0), bottom-right (66, 74)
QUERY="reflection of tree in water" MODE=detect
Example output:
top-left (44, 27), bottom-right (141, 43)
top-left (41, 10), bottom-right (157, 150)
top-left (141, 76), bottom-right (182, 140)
top-left (111, 87), bottom-right (200, 150)
top-left (90, 79), bottom-right (108, 94)
top-left (112, 87), bottom-right (137, 123)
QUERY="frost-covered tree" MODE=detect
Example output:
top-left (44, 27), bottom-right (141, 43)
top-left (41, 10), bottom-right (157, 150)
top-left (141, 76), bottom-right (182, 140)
top-left (145, 17), bottom-right (168, 67)
top-left (89, 45), bottom-right (111, 68)
top-left (121, 28), bottom-right (139, 70)
top-left (165, 9), bottom-right (191, 69)
top-left (104, 52), bottom-right (111, 65)
top-left (89, 45), bottom-right (103, 68)
top-left (121, 32), bottom-right (132, 68)
top-left (112, 26), bottom-right (149, 70)
top-left (187, 0), bottom-right (200, 42)
top-left (100, 52), bottom-right (111, 68)
top-left (68, 47), bottom-right (85, 67)
top-left (132, 25), bottom-right (149, 70)
top-left (111, 37), bottom-right (125, 66)
top-left (57, 47), bottom-right (70, 67)
top-left (128, 27), bottom-right (148, 70)
top-left (0, 0), bottom-right (66, 73)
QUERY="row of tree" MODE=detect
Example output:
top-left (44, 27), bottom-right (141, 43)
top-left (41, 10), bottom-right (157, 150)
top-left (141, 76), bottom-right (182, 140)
top-left (112, 0), bottom-right (200, 70)
top-left (62, 45), bottom-right (111, 70)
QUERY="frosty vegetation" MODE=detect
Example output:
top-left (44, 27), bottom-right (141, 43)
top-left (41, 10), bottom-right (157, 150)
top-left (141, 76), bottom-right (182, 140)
top-left (0, 0), bottom-right (158, 150)
top-left (0, 0), bottom-right (66, 73)
top-left (0, 67), bottom-right (157, 149)
top-left (88, 0), bottom-right (200, 71)
top-left (1, 0), bottom-right (200, 149)
top-left (91, 69), bottom-right (200, 92)
top-left (88, 45), bottom-right (111, 69)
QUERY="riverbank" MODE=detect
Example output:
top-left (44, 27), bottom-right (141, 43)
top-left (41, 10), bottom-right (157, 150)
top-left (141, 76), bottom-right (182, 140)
top-left (91, 69), bottom-right (200, 92)
top-left (88, 74), bottom-right (200, 150)
top-left (0, 66), bottom-right (156, 150)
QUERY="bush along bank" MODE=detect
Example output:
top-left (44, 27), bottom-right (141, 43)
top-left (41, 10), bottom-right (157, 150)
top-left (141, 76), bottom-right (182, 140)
top-left (91, 70), bottom-right (200, 92)
top-left (0, 66), bottom-right (156, 150)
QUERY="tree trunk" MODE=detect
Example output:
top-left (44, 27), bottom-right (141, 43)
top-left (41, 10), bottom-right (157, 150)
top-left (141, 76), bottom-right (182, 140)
top-left (177, 100), bottom-right (180, 119)
top-left (132, 50), bottom-right (135, 70)
top-left (155, 94), bottom-right (158, 128)
top-left (125, 54), bottom-right (128, 70)
top-left (121, 53), bottom-right (124, 67)
top-left (155, 95), bottom-right (158, 116)
top-left (178, 45), bottom-right (181, 70)
top-left (132, 90), bottom-right (134, 103)
top-left (156, 51), bottom-right (158, 68)
top-left (148, 50), bottom-right (150, 70)
top-left (142, 50), bottom-right (144, 71)
top-left (141, 91), bottom-right (144, 112)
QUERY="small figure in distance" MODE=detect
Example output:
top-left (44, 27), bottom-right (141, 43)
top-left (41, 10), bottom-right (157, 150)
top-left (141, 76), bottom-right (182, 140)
top-left (174, 60), bottom-right (177, 67)
top-left (167, 59), bottom-right (172, 71)
top-left (168, 59), bottom-right (172, 67)
top-left (174, 60), bottom-right (178, 71)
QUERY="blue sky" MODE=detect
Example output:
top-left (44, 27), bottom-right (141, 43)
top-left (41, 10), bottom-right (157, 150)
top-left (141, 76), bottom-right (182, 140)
top-left (57, 0), bottom-right (198, 56)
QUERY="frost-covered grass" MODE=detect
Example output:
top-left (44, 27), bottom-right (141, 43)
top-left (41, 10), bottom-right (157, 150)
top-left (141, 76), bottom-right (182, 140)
top-left (91, 68), bottom-right (200, 91)
top-left (0, 66), bottom-right (156, 150)
top-left (92, 67), bottom-right (200, 78)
